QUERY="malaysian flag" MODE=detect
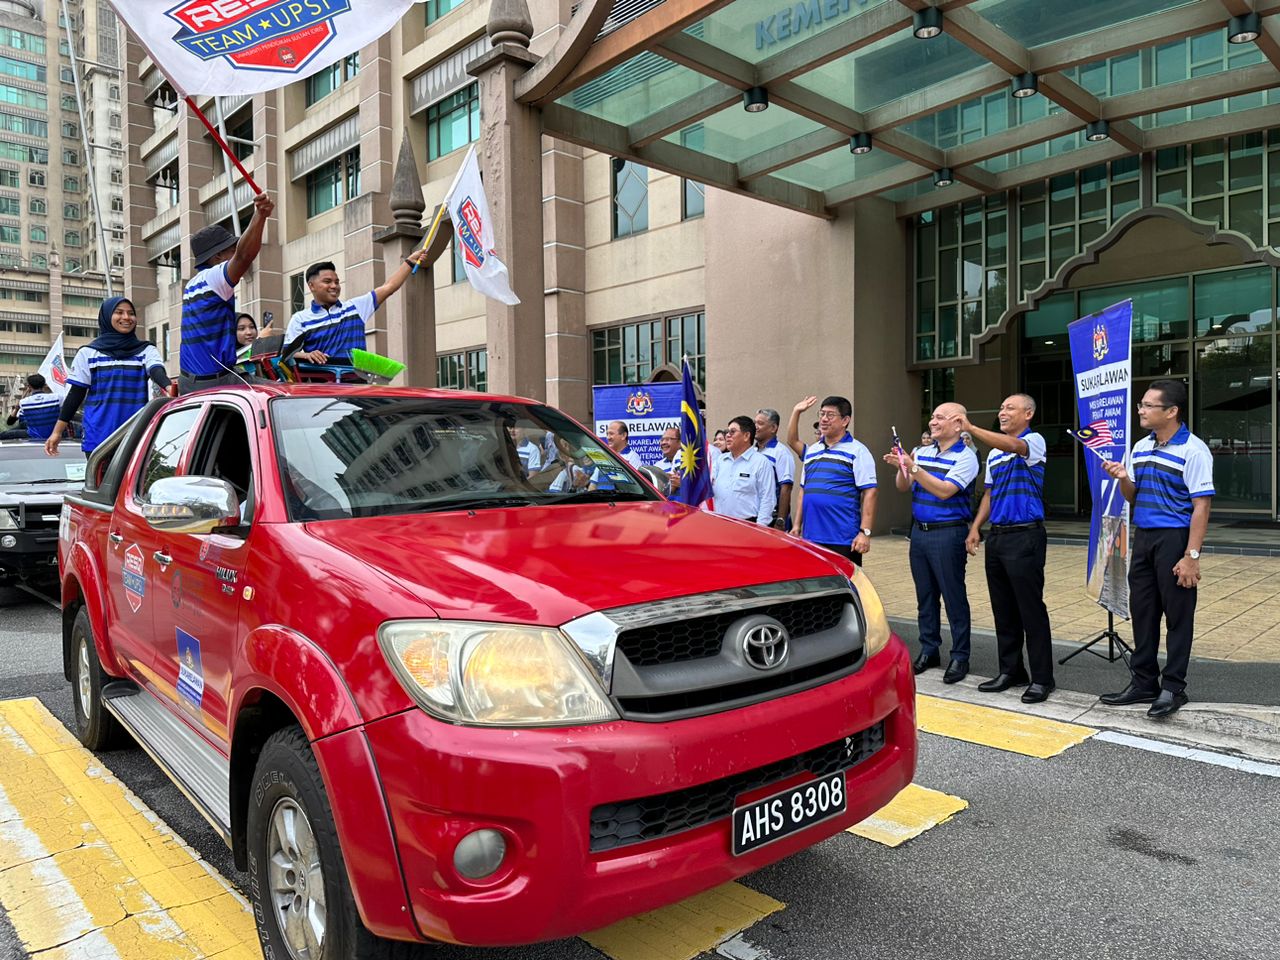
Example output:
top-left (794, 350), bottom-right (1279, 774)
top-left (1073, 419), bottom-right (1114, 448)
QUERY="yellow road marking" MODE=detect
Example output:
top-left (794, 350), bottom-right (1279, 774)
top-left (0, 697), bottom-right (257, 959)
top-left (582, 881), bottom-right (784, 960)
top-left (847, 783), bottom-right (968, 848)
top-left (916, 694), bottom-right (1095, 758)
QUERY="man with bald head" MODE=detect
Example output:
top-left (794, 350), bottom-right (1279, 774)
top-left (884, 402), bottom-right (981, 683)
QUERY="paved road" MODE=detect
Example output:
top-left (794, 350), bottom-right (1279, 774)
top-left (1, 590), bottom-right (1277, 960)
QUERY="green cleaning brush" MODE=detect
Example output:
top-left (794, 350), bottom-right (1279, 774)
top-left (351, 349), bottom-right (407, 385)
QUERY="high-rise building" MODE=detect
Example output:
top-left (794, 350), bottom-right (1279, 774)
top-left (0, 0), bottom-right (124, 400)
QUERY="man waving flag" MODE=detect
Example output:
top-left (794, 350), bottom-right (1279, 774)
top-left (674, 358), bottom-right (711, 508)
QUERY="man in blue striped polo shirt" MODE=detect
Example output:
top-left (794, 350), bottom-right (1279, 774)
top-left (5, 375), bottom-right (61, 441)
top-left (286, 251), bottom-right (428, 367)
top-left (755, 408), bottom-right (795, 529)
top-left (785, 395), bottom-right (877, 564)
top-left (884, 402), bottom-right (980, 683)
top-left (1102, 380), bottom-right (1213, 719)
top-left (179, 192), bottom-right (274, 393)
top-left (961, 395), bottom-right (1054, 703)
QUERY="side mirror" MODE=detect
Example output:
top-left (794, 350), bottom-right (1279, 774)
top-left (637, 464), bottom-right (671, 496)
top-left (141, 476), bottom-right (240, 534)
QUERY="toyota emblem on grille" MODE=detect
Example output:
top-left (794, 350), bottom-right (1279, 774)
top-left (742, 619), bottom-right (789, 670)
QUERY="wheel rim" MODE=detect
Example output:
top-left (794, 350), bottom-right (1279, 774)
top-left (266, 797), bottom-right (326, 960)
top-left (77, 637), bottom-right (91, 716)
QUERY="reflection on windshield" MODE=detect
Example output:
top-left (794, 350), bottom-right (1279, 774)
top-left (0, 446), bottom-right (84, 484)
top-left (271, 397), bottom-right (655, 521)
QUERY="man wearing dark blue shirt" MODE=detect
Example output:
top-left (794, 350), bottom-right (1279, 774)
top-left (179, 192), bottom-right (274, 392)
top-left (1102, 380), bottom-right (1213, 718)
top-left (5, 374), bottom-right (60, 441)
top-left (884, 402), bottom-right (979, 683)
top-left (961, 395), bottom-right (1054, 703)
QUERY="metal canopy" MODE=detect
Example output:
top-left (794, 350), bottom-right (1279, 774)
top-left (524, 0), bottom-right (1280, 218)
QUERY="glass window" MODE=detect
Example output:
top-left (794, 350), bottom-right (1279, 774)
top-left (306, 157), bottom-right (342, 217)
top-left (425, 0), bottom-right (466, 25)
top-left (304, 54), bottom-right (358, 106)
top-left (64, 202), bottom-right (81, 219)
top-left (27, 197), bottom-right (43, 213)
top-left (28, 169), bottom-right (44, 186)
top-left (228, 113), bottom-right (253, 161)
top-left (612, 160), bottom-right (648, 239)
top-left (0, 112), bottom-right (46, 137)
top-left (426, 84), bottom-right (480, 161)
top-left (1194, 335), bottom-right (1272, 511)
top-left (592, 312), bottom-right (705, 388)
top-left (28, 225), bottom-right (45, 242)
top-left (682, 179), bottom-right (705, 220)
top-left (0, 225), bottom-right (18, 244)
top-left (290, 272), bottom-right (306, 314)
top-left (0, 55), bottom-right (43, 82)
top-left (451, 242), bottom-right (466, 284)
top-left (0, 84), bottom-right (46, 110)
top-left (0, 27), bottom-right (46, 54)
top-left (1194, 267), bottom-right (1271, 337)
top-left (0, 196), bottom-right (15, 216)
top-left (138, 408), bottom-right (202, 500)
top-left (64, 230), bottom-right (81, 248)
top-left (1081, 276), bottom-right (1189, 343)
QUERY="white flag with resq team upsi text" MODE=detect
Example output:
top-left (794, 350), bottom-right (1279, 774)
top-left (444, 146), bottom-right (521, 306)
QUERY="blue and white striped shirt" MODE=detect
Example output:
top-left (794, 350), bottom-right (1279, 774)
top-left (985, 429), bottom-right (1046, 524)
top-left (67, 344), bottom-right (164, 453)
top-left (912, 441), bottom-right (980, 524)
top-left (16, 393), bottom-right (62, 440)
top-left (180, 263), bottom-right (238, 376)
top-left (285, 293), bottom-right (379, 363)
top-left (515, 439), bottom-right (542, 475)
top-left (801, 432), bottom-right (876, 544)
top-left (1129, 424), bottom-right (1215, 528)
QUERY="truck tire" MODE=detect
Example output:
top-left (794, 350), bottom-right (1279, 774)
top-left (247, 726), bottom-right (429, 960)
top-left (71, 607), bottom-right (126, 751)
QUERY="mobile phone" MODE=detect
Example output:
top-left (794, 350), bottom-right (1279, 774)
top-left (262, 311), bottom-right (274, 325)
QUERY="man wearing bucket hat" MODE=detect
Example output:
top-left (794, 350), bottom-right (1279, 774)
top-left (179, 192), bottom-right (274, 392)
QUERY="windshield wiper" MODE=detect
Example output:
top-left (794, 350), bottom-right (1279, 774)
top-left (402, 495), bottom-right (539, 514)
top-left (7, 478), bottom-right (74, 485)
top-left (552, 489), bottom-right (651, 504)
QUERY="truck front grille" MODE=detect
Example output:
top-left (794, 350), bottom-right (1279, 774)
top-left (616, 594), bottom-right (848, 667)
top-left (588, 721), bottom-right (886, 853)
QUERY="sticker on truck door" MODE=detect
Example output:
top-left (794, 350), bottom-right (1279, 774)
top-left (176, 628), bottom-right (205, 709)
top-left (123, 544), bottom-right (146, 613)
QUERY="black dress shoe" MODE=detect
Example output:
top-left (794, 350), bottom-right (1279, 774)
top-left (1099, 683), bottom-right (1160, 706)
top-left (978, 671), bottom-right (1030, 693)
top-left (1147, 690), bottom-right (1189, 719)
top-left (912, 651), bottom-right (941, 674)
top-left (1021, 682), bottom-right (1055, 704)
top-left (942, 659), bottom-right (969, 684)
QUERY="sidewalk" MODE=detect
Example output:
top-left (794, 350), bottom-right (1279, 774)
top-left (868, 537), bottom-right (1280, 663)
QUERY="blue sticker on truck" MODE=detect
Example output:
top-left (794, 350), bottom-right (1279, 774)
top-left (176, 628), bottom-right (205, 709)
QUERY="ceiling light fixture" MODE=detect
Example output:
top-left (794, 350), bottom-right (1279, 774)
top-left (913, 7), bottom-right (943, 40)
top-left (934, 167), bottom-right (954, 187)
top-left (1085, 120), bottom-right (1110, 142)
top-left (743, 86), bottom-right (769, 113)
top-left (849, 133), bottom-right (873, 155)
top-left (1228, 12), bottom-right (1261, 44)
top-left (1011, 73), bottom-right (1038, 98)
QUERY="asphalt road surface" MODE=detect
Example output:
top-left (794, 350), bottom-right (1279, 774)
top-left (1, 588), bottom-right (1276, 960)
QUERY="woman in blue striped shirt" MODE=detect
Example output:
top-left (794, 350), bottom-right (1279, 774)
top-left (45, 297), bottom-right (171, 456)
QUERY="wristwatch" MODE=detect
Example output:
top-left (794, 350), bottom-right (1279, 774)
top-left (910, 463), bottom-right (920, 475)
top-left (1187, 549), bottom-right (1201, 560)
top-left (860, 528), bottom-right (872, 537)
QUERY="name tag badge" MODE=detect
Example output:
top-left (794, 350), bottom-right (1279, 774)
top-left (739, 472), bottom-right (750, 478)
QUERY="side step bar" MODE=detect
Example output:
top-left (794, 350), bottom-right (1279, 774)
top-left (102, 682), bottom-right (232, 844)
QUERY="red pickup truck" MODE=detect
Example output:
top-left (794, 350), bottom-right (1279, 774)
top-left (58, 384), bottom-right (915, 958)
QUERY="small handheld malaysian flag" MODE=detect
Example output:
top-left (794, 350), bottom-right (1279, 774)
top-left (1074, 419), bottom-right (1113, 448)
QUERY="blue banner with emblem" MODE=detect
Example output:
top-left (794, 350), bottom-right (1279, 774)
top-left (1067, 299), bottom-right (1132, 619)
top-left (592, 383), bottom-right (684, 466)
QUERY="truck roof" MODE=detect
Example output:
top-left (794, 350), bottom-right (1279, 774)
top-left (182, 383), bottom-right (542, 407)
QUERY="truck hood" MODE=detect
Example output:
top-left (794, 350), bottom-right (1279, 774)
top-left (301, 501), bottom-right (848, 624)
top-left (0, 485), bottom-right (75, 507)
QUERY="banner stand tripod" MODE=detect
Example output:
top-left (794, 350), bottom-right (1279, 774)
top-left (1059, 611), bottom-right (1131, 666)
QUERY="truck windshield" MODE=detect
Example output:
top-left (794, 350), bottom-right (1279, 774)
top-left (0, 444), bottom-right (85, 485)
top-left (271, 396), bottom-right (658, 521)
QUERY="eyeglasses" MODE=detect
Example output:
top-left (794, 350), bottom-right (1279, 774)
top-left (817, 412), bottom-right (846, 421)
top-left (1136, 402), bottom-right (1172, 411)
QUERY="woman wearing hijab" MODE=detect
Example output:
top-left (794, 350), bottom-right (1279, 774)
top-left (45, 297), bottom-right (170, 456)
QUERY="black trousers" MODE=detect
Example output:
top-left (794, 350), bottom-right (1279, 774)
top-left (1129, 526), bottom-right (1196, 694)
top-left (984, 525), bottom-right (1054, 684)
top-left (815, 542), bottom-right (863, 567)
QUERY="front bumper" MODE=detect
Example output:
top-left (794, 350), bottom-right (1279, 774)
top-left (0, 528), bottom-right (59, 581)
top-left (363, 634), bottom-right (916, 946)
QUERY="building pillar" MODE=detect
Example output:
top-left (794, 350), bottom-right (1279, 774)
top-left (176, 109), bottom-right (215, 280)
top-left (375, 130), bottom-right (438, 386)
top-left (542, 138), bottom-right (588, 420)
top-left (120, 35), bottom-right (158, 330)
top-left (245, 90), bottom-right (284, 328)
top-left (468, 0), bottom-right (546, 400)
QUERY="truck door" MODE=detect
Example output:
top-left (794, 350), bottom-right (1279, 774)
top-left (105, 405), bottom-right (203, 683)
top-left (148, 401), bottom-right (256, 748)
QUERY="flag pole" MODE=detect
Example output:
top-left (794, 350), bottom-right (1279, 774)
top-left (410, 202), bottom-right (448, 276)
top-left (184, 96), bottom-right (261, 194)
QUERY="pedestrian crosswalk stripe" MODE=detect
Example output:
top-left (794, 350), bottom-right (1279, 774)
top-left (582, 881), bottom-right (784, 960)
top-left (847, 783), bottom-right (968, 847)
top-left (916, 694), bottom-right (1095, 758)
top-left (0, 697), bottom-right (258, 959)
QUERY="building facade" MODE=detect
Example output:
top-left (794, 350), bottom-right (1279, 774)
top-left (117, 0), bottom-right (1280, 527)
top-left (0, 0), bottom-right (125, 400)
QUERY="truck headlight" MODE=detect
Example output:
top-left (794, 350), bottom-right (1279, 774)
top-left (0, 510), bottom-right (15, 531)
top-left (850, 567), bottom-right (891, 659)
top-left (379, 620), bottom-right (619, 726)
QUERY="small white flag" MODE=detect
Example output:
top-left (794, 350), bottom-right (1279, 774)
top-left (109, 0), bottom-right (425, 98)
top-left (37, 334), bottom-right (69, 398)
top-left (445, 146), bottom-right (520, 306)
